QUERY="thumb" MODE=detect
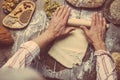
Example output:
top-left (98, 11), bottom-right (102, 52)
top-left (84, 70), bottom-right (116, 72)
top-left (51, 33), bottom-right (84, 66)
top-left (65, 27), bottom-right (76, 34)
top-left (80, 26), bottom-right (89, 35)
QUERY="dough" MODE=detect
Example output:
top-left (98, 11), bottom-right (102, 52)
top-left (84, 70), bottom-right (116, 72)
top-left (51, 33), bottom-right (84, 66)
top-left (68, 18), bottom-right (91, 27)
top-left (48, 28), bottom-right (88, 68)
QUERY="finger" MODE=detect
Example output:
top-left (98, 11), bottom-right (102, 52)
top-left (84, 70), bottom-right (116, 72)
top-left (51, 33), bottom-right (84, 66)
top-left (61, 6), bottom-right (69, 18)
top-left (57, 6), bottom-right (65, 17)
top-left (103, 17), bottom-right (106, 28)
top-left (85, 37), bottom-right (93, 43)
top-left (64, 27), bottom-right (75, 34)
top-left (99, 13), bottom-right (103, 27)
top-left (98, 13), bottom-right (103, 36)
top-left (54, 7), bottom-right (60, 16)
top-left (80, 26), bottom-right (89, 35)
top-left (96, 12), bottom-right (99, 27)
top-left (102, 18), bottom-right (106, 34)
top-left (91, 13), bottom-right (96, 29)
top-left (63, 7), bottom-right (71, 24)
top-left (102, 18), bottom-right (107, 39)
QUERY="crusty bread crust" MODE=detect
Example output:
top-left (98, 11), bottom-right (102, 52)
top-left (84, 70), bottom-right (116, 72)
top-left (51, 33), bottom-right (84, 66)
top-left (103, 0), bottom-right (120, 25)
top-left (66, 0), bottom-right (105, 8)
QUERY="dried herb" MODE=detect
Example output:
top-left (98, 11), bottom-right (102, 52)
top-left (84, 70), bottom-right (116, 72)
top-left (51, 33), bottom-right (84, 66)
top-left (2, 0), bottom-right (21, 14)
top-left (43, 0), bottom-right (61, 19)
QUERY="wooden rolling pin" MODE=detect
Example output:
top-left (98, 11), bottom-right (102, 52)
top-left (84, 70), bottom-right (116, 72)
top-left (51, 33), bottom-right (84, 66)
top-left (67, 18), bottom-right (109, 28)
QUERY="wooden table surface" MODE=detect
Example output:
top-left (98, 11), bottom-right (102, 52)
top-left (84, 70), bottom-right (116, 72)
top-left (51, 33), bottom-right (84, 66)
top-left (0, 0), bottom-right (84, 68)
top-left (0, 0), bottom-right (97, 80)
top-left (1, 0), bottom-right (120, 80)
top-left (0, 0), bottom-right (80, 67)
top-left (0, 0), bottom-right (12, 67)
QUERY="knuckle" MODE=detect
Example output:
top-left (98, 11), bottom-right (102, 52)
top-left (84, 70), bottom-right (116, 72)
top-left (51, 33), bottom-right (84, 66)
top-left (89, 33), bottom-right (94, 37)
top-left (62, 20), bottom-right (66, 24)
top-left (60, 22), bottom-right (66, 26)
top-left (58, 17), bottom-right (62, 19)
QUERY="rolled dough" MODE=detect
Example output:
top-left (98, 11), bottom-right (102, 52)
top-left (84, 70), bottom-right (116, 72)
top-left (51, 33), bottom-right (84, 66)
top-left (48, 28), bottom-right (88, 68)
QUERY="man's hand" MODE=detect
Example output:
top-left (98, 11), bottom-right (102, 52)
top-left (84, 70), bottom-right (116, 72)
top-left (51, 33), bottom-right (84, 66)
top-left (47, 6), bottom-right (75, 40)
top-left (33, 6), bottom-right (75, 48)
top-left (81, 12), bottom-right (107, 51)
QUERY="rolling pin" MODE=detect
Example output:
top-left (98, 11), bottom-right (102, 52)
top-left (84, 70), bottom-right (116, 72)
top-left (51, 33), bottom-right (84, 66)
top-left (67, 18), bottom-right (109, 28)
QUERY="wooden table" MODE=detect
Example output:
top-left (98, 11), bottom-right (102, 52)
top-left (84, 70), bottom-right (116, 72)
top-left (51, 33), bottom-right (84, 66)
top-left (0, 0), bottom-right (93, 66)
top-left (0, 0), bottom-right (120, 80)
top-left (0, 0), bottom-right (13, 67)
top-left (0, 0), bottom-right (101, 80)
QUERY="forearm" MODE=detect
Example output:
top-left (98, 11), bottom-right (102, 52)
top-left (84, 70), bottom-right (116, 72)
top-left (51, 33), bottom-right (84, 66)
top-left (32, 30), bottom-right (55, 48)
top-left (2, 41), bottom-right (40, 68)
top-left (95, 50), bottom-right (117, 80)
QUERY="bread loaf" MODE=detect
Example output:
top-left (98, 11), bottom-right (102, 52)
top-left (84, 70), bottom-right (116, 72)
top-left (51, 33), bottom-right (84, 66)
top-left (66, 0), bottom-right (105, 8)
top-left (112, 52), bottom-right (120, 80)
top-left (0, 26), bottom-right (14, 46)
top-left (103, 0), bottom-right (120, 25)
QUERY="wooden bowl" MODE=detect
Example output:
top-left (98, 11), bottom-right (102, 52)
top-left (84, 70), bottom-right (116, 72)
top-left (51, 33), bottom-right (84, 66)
top-left (103, 0), bottom-right (120, 25)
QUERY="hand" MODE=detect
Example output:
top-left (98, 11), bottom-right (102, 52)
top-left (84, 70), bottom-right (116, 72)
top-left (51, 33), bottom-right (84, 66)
top-left (33, 6), bottom-right (75, 48)
top-left (81, 12), bottom-right (107, 51)
top-left (47, 6), bottom-right (75, 40)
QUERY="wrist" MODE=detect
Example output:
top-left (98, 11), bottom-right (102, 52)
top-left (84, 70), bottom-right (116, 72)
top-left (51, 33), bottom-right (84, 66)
top-left (45, 30), bottom-right (56, 41)
top-left (32, 30), bottom-right (56, 48)
top-left (93, 41), bottom-right (107, 51)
